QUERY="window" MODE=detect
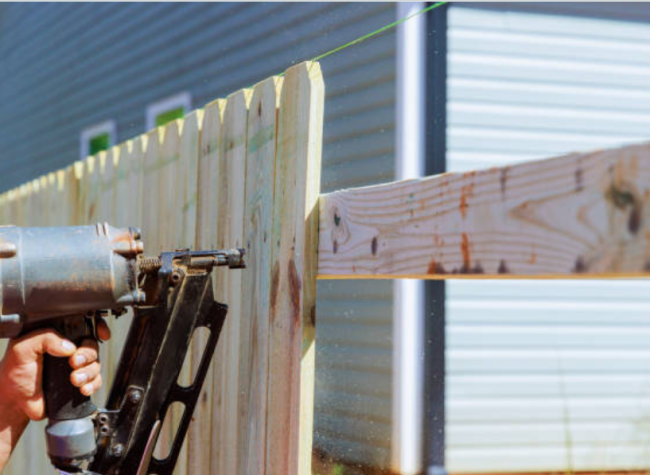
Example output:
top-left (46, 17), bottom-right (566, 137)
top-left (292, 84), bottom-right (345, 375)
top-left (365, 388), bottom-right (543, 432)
top-left (80, 121), bottom-right (116, 159)
top-left (146, 92), bottom-right (192, 130)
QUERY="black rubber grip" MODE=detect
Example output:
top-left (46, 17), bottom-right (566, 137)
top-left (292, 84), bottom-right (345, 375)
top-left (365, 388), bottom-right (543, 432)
top-left (43, 317), bottom-right (97, 421)
top-left (44, 353), bottom-right (96, 420)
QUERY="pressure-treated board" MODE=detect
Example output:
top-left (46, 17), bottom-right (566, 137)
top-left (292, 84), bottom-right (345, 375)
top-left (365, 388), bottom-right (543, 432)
top-left (238, 75), bottom-right (283, 475)
top-left (188, 97), bottom-right (225, 475)
top-left (266, 61), bottom-right (325, 475)
top-left (319, 142), bottom-right (650, 279)
top-left (60, 166), bottom-right (79, 224)
top-left (142, 127), bottom-right (163, 256)
top-left (128, 136), bottom-right (147, 229)
top-left (211, 87), bottom-right (251, 475)
top-left (83, 153), bottom-right (102, 225)
top-left (96, 146), bottom-right (120, 407)
top-left (174, 110), bottom-right (202, 475)
top-left (160, 120), bottom-right (184, 252)
top-left (97, 146), bottom-right (119, 225)
top-left (107, 139), bottom-right (138, 410)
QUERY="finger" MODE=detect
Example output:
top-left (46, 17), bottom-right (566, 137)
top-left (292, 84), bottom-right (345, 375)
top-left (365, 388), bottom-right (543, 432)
top-left (96, 317), bottom-right (111, 341)
top-left (70, 362), bottom-right (101, 388)
top-left (14, 329), bottom-right (76, 359)
top-left (80, 374), bottom-right (103, 397)
top-left (69, 339), bottom-right (99, 369)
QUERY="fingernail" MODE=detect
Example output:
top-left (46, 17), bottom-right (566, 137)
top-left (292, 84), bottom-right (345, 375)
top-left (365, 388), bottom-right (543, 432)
top-left (82, 384), bottom-right (93, 395)
top-left (75, 373), bottom-right (88, 384)
top-left (75, 355), bottom-right (87, 366)
top-left (62, 340), bottom-right (75, 351)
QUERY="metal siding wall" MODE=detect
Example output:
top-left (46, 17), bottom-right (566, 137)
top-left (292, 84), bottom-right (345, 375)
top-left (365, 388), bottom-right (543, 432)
top-left (0, 2), bottom-right (396, 471)
top-left (314, 1), bottom-right (396, 466)
top-left (447, 6), bottom-right (650, 473)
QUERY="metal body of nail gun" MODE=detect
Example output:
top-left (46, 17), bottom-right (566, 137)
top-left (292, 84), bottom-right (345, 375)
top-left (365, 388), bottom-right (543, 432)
top-left (0, 223), bottom-right (245, 475)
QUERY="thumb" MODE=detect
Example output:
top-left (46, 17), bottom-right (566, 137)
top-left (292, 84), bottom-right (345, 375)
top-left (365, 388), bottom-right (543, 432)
top-left (29, 329), bottom-right (77, 358)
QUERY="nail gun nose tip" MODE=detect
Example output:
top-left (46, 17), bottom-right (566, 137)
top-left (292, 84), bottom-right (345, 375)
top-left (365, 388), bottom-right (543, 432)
top-left (129, 226), bottom-right (142, 240)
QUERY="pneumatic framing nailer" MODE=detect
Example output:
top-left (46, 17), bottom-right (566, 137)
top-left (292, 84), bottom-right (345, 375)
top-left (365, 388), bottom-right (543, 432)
top-left (0, 223), bottom-right (245, 475)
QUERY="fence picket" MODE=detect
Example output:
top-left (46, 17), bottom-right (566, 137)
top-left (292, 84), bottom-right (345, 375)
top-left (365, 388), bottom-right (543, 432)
top-left (188, 98), bottom-right (225, 475)
top-left (211, 88), bottom-right (251, 475)
top-left (239, 75), bottom-right (282, 475)
top-left (266, 62), bottom-right (324, 475)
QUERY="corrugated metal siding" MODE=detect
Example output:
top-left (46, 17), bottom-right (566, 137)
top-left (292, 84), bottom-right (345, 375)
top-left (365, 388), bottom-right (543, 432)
top-left (447, 6), bottom-right (650, 473)
top-left (0, 3), bottom-right (397, 192)
top-left (314, 0), bottom-right (396, 465)
top-left (0, 2), bottom-right (395, 471)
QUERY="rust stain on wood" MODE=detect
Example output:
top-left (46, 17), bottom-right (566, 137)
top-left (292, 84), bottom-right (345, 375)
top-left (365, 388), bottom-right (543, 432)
top-left (427, 258), bottom-right (437, 274)
top-left (461, 233), bottom-right (471, 269)
top-left (427, 257), bottom-right (448, 275)
top-left (288, 257), bottom-right (302, 326)
top-left (459, 183), bottom-right (474, 219)
top-left (269, 262), bottom-right (280, 311)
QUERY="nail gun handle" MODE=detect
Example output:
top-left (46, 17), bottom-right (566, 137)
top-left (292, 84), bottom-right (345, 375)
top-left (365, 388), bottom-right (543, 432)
top-left (43, 316), bottom-right (97, 420)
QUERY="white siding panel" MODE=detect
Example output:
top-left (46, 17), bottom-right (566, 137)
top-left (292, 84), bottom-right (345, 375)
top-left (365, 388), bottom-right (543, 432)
top-left (447, 7), bottom-right (650, 473)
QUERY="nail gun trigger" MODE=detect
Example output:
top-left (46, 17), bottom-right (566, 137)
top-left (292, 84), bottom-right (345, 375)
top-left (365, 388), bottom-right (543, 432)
top-left (83, 314), bottom-right (103, 343)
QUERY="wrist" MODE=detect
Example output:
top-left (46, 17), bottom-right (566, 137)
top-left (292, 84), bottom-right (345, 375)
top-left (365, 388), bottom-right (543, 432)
top-left (0, 385), bottom-right (29, 470)
top-left (0, 375), bottom-right (29, 423)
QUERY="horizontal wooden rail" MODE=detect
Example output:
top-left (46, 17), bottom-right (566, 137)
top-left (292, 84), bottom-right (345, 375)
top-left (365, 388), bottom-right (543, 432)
top-left (318, 142), bottom-right (650, 279)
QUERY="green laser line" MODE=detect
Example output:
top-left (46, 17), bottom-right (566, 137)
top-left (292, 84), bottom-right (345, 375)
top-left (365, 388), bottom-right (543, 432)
top-left (273, 1), bottom-right (449, 78)
top-left (311, 2), bottom-right (448, 63)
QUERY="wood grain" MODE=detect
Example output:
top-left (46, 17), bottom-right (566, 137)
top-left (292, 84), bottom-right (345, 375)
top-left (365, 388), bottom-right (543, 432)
top-left (238, 76), bottom-right (282, 475)
top-left (266, 61), bottom-right (324, 475)
top-left (85, 153), bottom-right (102, 224)
top-left (189, 98), bottom-right (225, 475)
top-left (128, 136), bottom-right (147, 229)
top-left (96, 146), bottom-right (119, 406)
top-left (106, 139), bottom-right (137, 416)
top-left (142, 128), bottom-right (163, 255)
top-left (211, 87), bottom-right (251, 475)
top-left (319, 142), bottom-right (650, 279)
top-left (97, 146), bottom-right (119, 225)
top-left (175, 110), bottom-right (202, 475)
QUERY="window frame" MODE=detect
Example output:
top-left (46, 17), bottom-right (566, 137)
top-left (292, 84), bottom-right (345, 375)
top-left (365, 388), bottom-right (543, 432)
top-left (145, 91), bottom-right (192, 130)
top-left (79, 120), bottom-right (116, 159)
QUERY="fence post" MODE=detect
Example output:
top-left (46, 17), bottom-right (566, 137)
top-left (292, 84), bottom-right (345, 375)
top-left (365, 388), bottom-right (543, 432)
top-left (266, 61), bottom-right (325, 475)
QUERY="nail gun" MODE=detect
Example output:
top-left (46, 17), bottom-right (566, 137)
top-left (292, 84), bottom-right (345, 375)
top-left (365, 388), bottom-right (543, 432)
top-left (0, 223), bottom-right (245, 475)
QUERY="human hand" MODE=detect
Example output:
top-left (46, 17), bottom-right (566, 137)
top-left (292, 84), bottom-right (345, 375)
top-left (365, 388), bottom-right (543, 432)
top-left (0, 319), bottom-right (111, 421)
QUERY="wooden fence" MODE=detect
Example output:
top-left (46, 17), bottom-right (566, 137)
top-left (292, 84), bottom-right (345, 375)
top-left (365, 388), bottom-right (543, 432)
top-left (0, 61), bottom-right (323, 475)
top-left (1, 53), bottom-right (650, 475)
